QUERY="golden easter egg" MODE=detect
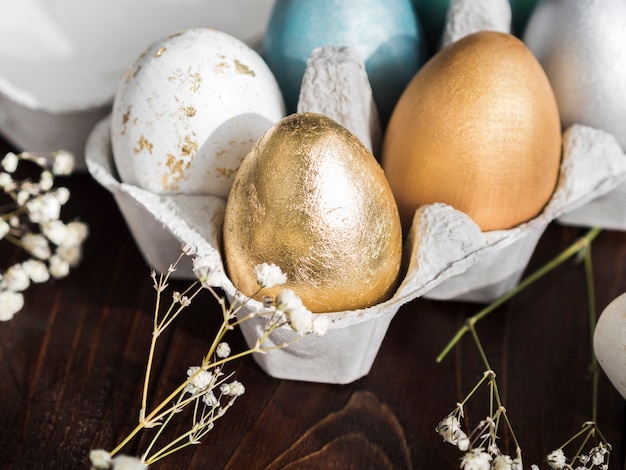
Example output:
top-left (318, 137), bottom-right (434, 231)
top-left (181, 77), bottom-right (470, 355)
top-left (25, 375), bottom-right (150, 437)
top-left (382, 31), bottom-right (562, 232)
top-left (223, 112), bottom-right (403, 313)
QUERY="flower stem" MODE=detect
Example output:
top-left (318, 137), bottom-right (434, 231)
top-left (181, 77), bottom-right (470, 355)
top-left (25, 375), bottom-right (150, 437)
top-left (468, 324), bottom-right (491, 372)
top-left (582, 245), bottom-right (599, 423)
top-left (437, 227), bottom-right (602, 363)
top-left (141, 393), bottom-right (184, 462)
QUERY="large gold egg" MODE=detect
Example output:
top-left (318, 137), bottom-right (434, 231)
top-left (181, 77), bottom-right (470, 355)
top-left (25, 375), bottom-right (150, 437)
top-left (223, 112), bottom-right (403, 313)
top-left (382, 31), bottom-right (562, 232)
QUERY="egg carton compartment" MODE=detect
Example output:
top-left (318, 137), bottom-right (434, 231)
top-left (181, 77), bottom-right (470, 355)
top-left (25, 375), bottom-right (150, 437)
top-left (86, 117), bottom-right (626, 384)
top-left (425, 123), bottom-right (626, 302)
top-left (0, 0), bottom-right (274, 169)
top-left (557, 184), bottom-right (626, 231)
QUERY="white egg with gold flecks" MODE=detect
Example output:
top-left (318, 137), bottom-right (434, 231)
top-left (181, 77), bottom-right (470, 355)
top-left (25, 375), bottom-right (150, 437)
top-left (110, 28), bottom-right (285, 198)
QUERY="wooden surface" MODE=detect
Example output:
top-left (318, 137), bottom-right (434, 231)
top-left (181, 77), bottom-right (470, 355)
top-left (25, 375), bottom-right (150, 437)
top-left (0, 135), bottom-right (624, 469)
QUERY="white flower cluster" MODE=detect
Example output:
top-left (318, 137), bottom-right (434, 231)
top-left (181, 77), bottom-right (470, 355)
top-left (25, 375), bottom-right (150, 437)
top-left (542, 442), bottom-right (610, 470)
top-left (254, 262), bottom-right (287, 288)
top-left (254, 262), bottom-right (330, 337)
top-left (275, 288), bottom-right (330, 336)
top-left (0, 151), bottom-right (87, 320)
top-left (182, 363), bottom-right (245, 442)
top-left (436, 413), bottom-right (523, 470)
top-left (192, 255), bottom-right (222, 288)
top-left (89, 253), bottom-right (331, 466)
top-left (89, 450), bottom-right (146, 470)
top-left (437, 393), bottom-right (611, 470)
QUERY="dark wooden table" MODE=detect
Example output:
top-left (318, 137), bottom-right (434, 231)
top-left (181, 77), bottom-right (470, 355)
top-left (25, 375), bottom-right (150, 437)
top-left (0, 134), bottom-right (624, 469)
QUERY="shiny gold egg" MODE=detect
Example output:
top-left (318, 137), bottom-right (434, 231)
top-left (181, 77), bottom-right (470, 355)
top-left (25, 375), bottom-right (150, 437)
top-left (382, 31), bottom-right (562, 232)
top-left (223, 112), bottom-right (403, 313)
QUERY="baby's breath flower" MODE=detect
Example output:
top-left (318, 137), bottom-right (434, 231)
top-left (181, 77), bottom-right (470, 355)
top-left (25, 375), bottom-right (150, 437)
top-left (487, 443), bottom-right (500, 456)
top-left (3, 264), bottom-right (30, 291)
top-left (589, 442), bottom-right (609, 466)
top-left (511, 458), bottom-right (523, 470)
top-left (61, 221), bottom-right (89, 247)
top-left (39, 170), bottom-right (53, 191)
top-left (0, 218), bottom-right (9, 239)
top-left (216, 342), bottom-right (231, 358)
top-left (192, 256), bottom-right (221, 287)
top-left (110, 455), bottom-right (147, 470)
top-left (0, 290), bottom-right (24, 320)
top-left (26, 192), bottom-right (62, 223)
top-left (276, 289), bottom-right (313, 334)
top-left (52, 150), bottom-right (74, 175)
top-left (172, 291), bottom-right (191, 307)
top-left (254, 262), bottom-right (287, 288)
top-left (48, 254), bottom-right (70, 278)
top-left (22, 259), bottom-right (50, 283)
top-left (1, 152), bottom-right (18, 172)
top-left (547, 449), bottom-right (567, 469)
top-left (492, 454), bottom-right (513, 470)
top-left (22, 233), bottom-right (51, 260)
top-left (275, 288), bottom-right (302, 312)
top-left (54, 186), bottom-right (70, 204)
top-left (42, 219), bottom-right (67, 245)
top-left (17, 190), bottom-right (29, 206)
top-left (89, 449), bottom-right (112, 469)
top-left (56, 245), bottom-right (83, 266)
top-left (0, 172), bottom-right (12, 188)
top-left (288, 306), bottom-right (314, 334)
top-left (458, 435), bottom-right (470, 452)
top-left (436, 415), bottom-right (463, 446)
top-left (461, 449), bottom-right (492, 470)
top-left (202, 390), bottom-right (218, 407)
top-left (185, 366), bottom-right (213, 395)
top-left (312, 315), bottom-right (330, 336)
top-left (220, 380), bottom-right (245, 397)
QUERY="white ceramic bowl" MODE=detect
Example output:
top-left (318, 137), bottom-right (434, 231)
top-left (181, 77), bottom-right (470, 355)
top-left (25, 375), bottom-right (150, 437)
top-left (0, 0), bottom-right (275, 169)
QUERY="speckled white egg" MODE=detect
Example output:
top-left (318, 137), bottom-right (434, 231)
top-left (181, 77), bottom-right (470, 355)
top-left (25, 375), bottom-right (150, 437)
top-left (111, 28), bottom-right (285, 197)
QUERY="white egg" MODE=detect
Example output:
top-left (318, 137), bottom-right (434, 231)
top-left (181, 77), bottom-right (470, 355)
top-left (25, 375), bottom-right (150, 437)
top-left (111, 28), bottom-right (285, 197)
top-left (524, 0), bottom-right (626, 149)
top-left (594, 292), bottom-right (626, 400)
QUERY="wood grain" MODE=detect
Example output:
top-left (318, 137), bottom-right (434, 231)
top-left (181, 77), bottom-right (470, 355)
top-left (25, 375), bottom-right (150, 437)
top-left (0, 137), bottom-right (623, 469)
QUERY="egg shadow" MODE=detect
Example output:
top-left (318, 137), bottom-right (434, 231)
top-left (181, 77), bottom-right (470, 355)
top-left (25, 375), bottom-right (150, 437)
top-left (192, 112), bottom-right (277, 199)
top-left (366, 33), bottom-right (427, 125)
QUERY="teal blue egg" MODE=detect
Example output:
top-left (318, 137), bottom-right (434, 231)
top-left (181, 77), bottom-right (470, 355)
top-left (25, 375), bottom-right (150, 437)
top-left (262, 0), bottom-right (426, 124)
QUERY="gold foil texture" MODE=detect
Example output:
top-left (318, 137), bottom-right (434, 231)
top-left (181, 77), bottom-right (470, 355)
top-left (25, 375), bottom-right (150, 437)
top-left (223, 113), bottom-right (403, 313)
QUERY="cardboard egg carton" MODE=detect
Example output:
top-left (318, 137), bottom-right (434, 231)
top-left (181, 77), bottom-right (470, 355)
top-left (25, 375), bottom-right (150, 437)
top-left (86, 41), bottom-right (626, 383)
